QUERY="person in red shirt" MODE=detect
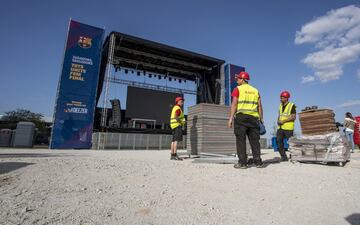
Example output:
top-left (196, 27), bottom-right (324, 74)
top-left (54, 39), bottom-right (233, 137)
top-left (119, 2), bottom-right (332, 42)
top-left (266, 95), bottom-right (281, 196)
top-left (228, 71), bottom-right (264, 169)
top-left (170, 97), bottom-right (185, 160)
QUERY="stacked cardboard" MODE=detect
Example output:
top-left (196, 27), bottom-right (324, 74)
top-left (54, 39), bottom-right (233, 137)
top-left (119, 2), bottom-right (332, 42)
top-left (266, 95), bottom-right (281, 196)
top-left (289, 133), bottom-right (350, 164)
top-left (186, 103), bottom-right (267, 156)
top-left (298, 109), bottom-right (337, 135)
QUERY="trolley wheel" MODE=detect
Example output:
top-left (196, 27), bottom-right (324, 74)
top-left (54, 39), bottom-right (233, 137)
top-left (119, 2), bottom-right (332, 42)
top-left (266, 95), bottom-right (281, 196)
top-left (339, 162), bottom-right (345, 167)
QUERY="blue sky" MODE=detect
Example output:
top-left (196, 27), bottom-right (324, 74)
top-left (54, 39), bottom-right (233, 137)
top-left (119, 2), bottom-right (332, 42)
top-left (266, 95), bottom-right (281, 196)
top-left (0, 0), bottom-right (359, 136)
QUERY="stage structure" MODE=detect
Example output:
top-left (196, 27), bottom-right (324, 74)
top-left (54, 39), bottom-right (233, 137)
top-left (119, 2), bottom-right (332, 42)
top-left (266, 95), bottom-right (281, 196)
top-left (95, 32), bottom-right (226, 149)
top-left (49, 19), bottom-right (255, 151)
top-left (97, 32), bottom-right (225, 109)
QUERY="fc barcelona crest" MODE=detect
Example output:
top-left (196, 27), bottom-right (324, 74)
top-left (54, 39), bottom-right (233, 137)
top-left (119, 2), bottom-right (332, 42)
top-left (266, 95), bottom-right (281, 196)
top-left (78, 36), bottom-right (92, 48)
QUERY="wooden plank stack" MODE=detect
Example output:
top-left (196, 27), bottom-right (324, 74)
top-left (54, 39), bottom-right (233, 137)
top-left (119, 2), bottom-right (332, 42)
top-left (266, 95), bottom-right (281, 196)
top-left (186, 103), bottom-right (267, 156)
top-left (298, 109), bottom-right (337, 136)
top-left (289, 133), bottom-right (350, 163)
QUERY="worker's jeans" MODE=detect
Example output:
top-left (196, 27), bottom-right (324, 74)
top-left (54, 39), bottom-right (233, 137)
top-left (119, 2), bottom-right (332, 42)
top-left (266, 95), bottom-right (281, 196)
top-left (345, 130), bottom-right (355, 151)
top-left (276, 129), bottom-right (293, 159)
top-left (234, 113), bottom-right (261, 164)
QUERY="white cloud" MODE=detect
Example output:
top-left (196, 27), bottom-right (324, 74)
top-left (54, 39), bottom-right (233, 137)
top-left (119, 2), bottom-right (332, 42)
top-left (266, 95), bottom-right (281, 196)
top-left (337, 100), bottom-right (360, 108)
top-left (295, 5), bottom-right (360, 83)
top-left (301, 75), bottom-right (315, 83)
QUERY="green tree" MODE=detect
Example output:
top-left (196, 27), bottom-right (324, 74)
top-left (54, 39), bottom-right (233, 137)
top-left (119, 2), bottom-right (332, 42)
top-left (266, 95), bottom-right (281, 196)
top-left (2, 108), bottom-right (46, 129)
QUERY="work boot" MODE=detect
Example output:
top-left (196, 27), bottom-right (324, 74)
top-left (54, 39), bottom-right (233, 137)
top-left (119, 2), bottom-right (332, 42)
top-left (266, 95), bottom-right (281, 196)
top-left (234, 163), bottom-right (247, 169)
top-left (247, 158), bottom-right (254, 166)
top-left (281, 156), bottom-right (289, 162)
top-left (173, 154), bottom-right (183, 161)
top-left (254, 159), bottom-right (265, 168)
top-left (170, 154), bottom-right (176, 160)
top-left (255, 162), bottom-right (265, 168)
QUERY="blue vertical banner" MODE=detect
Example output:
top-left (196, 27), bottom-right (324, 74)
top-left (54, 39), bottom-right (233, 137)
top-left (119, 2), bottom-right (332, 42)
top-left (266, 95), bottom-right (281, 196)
top-left (224, 64), bottom-right (245, 105)
top-left (50, 20), bottom-right (105, 149)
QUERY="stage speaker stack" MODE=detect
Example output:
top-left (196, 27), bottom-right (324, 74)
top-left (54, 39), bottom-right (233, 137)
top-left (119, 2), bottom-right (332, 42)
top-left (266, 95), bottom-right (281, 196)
top-left (109, 99), bottom-right (121, 128)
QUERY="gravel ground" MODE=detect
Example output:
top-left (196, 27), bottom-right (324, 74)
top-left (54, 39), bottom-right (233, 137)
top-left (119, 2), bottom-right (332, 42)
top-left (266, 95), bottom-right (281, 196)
top-left (1, 148), bottom-right (360, 225)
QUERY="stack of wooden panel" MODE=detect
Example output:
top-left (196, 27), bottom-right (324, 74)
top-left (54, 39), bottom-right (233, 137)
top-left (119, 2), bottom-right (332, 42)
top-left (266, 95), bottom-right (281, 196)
top-left (289, 133), bottom-right (350, 164)
top-left (186, 104), bottom-right (267, 156)
top-left (299, 109), bottom-right (337, 135)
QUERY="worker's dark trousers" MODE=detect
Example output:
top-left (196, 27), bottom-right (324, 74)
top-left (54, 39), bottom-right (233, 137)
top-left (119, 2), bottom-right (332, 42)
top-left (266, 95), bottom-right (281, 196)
top-left (234, 113), bottom-right (262, 164)
top-left (276, 129), bottom-right (294, 159)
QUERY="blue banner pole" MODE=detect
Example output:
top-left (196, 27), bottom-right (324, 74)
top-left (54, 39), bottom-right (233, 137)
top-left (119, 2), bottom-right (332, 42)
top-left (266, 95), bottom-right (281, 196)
top-left (50, 20), bottom-right (105, 149)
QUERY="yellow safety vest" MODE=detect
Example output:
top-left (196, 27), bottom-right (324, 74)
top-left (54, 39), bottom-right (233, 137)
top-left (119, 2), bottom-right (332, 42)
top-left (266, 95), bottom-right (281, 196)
top-left (170, 105), bottom-right (185, 129)
top-left (278, 102), bottom-right (295, 130)
top-left (236, 84), bottom-right (260, 118)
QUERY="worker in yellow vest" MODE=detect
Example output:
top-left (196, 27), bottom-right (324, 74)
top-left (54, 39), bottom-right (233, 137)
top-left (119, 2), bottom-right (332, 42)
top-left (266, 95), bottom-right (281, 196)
top-left (277, 91), bottom-right (296, 161)
top-left (228, 71), bottom-right (264, 169)
top-left (170, 97), bottom-right (186, 160)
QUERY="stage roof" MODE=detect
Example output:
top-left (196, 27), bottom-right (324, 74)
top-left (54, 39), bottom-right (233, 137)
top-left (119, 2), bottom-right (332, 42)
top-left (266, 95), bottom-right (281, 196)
top-left (103, 31), bottom-right (225, 81)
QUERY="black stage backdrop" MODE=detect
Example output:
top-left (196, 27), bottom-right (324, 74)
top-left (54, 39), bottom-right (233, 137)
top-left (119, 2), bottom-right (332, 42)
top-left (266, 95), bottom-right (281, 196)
top-left (126, 87), bottom-right (183, 125)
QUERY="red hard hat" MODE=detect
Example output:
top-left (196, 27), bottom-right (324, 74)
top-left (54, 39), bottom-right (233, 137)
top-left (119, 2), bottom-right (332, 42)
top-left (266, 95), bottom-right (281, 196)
top-left (280, 91), bottom-right (290, 98)
top-left (235, 71), bottom-right (250, 80)
top-left (175, 97), bottom-right (184, 103)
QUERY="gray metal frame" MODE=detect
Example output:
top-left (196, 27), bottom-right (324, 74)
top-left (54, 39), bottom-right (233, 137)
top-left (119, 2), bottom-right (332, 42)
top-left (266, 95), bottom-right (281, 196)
top-left (93, 132), bottom-right (186, 150)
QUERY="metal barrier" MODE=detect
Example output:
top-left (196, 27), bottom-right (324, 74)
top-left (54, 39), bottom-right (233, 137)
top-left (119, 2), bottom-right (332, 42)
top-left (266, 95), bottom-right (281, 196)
top-left (93, 132), bottom-right (186, 150)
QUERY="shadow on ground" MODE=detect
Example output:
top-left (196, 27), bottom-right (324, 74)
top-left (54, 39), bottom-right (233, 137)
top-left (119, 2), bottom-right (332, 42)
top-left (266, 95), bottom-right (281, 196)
top-left (0, 153), bottom-right (74, 159)
top-left (192, 157), bottom-right (283, 167)
top-left (345, 213), bottom-right (360, 225)
top-left (0, 162), bottom-right (34, 175)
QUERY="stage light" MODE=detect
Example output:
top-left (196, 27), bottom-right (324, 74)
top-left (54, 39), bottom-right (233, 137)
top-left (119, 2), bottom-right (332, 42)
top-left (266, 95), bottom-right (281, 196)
top-left (179, 79), bottom-right (182, 83)
top-left (184, 80), bottom-right (186, 83)
top-left (131, 70), bottom-right (134, 74)
top-left (154, 74), bottom-right (157, 78)
top-left (137, 71), bottom-right (141, 76)
top-left (125, 69), bottom-right (128, 74)
top-left (169, 77), bottom-right (172, 81)
top-left (158, 76), bottom-right (161, 80)
top-left (148, 74), bottom-right (152, 78)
